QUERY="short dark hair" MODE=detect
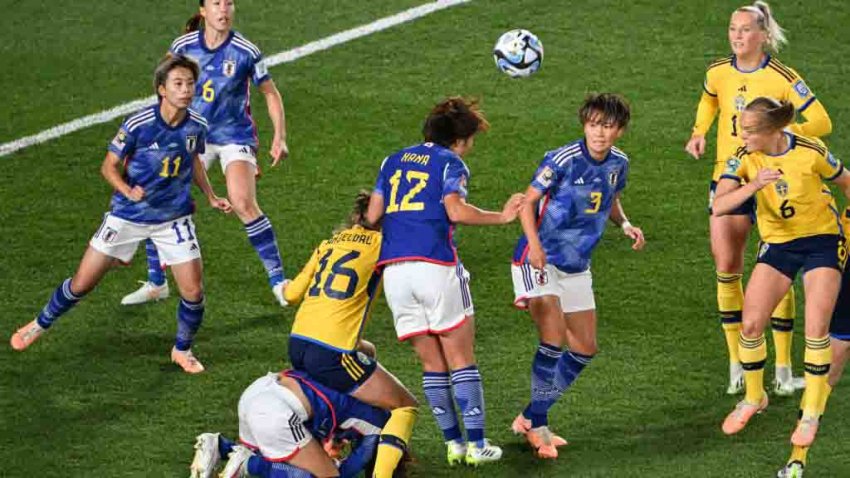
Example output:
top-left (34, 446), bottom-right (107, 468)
top-left (422, 97), bottom-right (490, 148)
top-left (153, 54), bottom-right (200, 98)
top-left (578, 93), bottom-right (631, 129)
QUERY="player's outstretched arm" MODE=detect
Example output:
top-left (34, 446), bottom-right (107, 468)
top-left (191, 154), bottom-right (231, 213)
top-left (787, 100), bottom-right (832, 138)
top-left (258, 79), bottom-right (288, 166)
top-left (366, 192), bottom-right (385, 228)
top-left (519, 186), bottom-right (547, 269)
top-left (686, 91), bottom-right (719, 160)
top-left (712, 172), bottom-right (777, 216)
top-left (101, 152), bottom-right (144, 201)
top-left (830, 168), bottom-right (850, 201)
top-left (444, 192), bottom-right (522, 226)
top-left (609, 194), bottom-right (644, 251)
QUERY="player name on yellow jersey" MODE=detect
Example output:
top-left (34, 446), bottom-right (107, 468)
top-left (285, 226), bottom-right (382, 352)
top-left (721, 134), bottom-right (842, 243)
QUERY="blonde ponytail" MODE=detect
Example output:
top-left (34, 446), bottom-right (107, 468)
top-left (737, 1), bottom-right (787, 52)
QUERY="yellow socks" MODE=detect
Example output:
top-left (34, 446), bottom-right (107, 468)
top-left (801, 336), bottom-right (831, 418)
top-left (717, 272), bottom-right (744, 363)
top-left (771, 288), bottom-right (796, 368)
top-left (373, 406), bottom-right (418, 478)
top-left (739, 333), bottom-right (767, 404)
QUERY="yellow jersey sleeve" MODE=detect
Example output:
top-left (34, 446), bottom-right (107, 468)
top-left (813, 147), bottom-right (843, 181)
top-left (284, 243), bottom-right (323, 305)
top-left (719, 148), bottom-right (750, 182)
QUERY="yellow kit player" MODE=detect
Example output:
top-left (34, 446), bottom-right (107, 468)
top-left (283, 191), bottom-right (417, 478)
top-left (713, 98), bottom-right (850, 453)
top-left (685, 1), bottom-right (832, 396)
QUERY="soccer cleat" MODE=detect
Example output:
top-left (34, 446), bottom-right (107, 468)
top-left (190, 432), bottom-right (221, 478)
top-left (727, 362), bottom-right (744, 395)
top-left (219, 445), bottom-right (252, 478)
top-left (722, 395), bottom-right (768, 435)
top-left (791, 417), bottom-right (819, 447)
top-left (446, 440), bottom-right (467, 466)
top-left (525, 426), bottom-right (558, 459)
top-left (464, 440), bottom-right (502, 466)
top-left (10, 320), bottom-right (45, 351)
top-left (272, 279), bottom-right (290, 307)
top-left (510, 413), bottom-right (568, 446)
top-left (777, 460), bottom-right (804, 478)
top-left (171, 347), bottom-right (205, 374)
top-left (774, 366), bottom-right (805, 396)
top-left (121, 280), bottom-right (169, 305)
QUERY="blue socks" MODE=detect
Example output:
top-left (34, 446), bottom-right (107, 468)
top-left (244, 215), bottom-right (285, 287)
top-left (451, 365), bottom-right (486, 446)
top-left (523, 342), bottom-right (563, 427)
top-left (217, 435), bottom-right (236, 460)
top-left (175, 297), bottom-right (204, 351)
top-left (422, 372), bottom-right (462, 443)
top-left (144, 239), bottom-right (166, 286)
top-left (36, 278), bottom-right (85, 329)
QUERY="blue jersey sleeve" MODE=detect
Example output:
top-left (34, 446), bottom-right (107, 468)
top-left (107, 122), bottom-right (136, 159)
top-left (373, 158), bottom-right (388, 195)
top-left (530, 153), bottom-right (568, 193)
top-left (251, 55), bottom-right (270, 86)
top-left (442, 158), bottom-right (469, 198)
top-left (615, 161), bottom-right (629, 193)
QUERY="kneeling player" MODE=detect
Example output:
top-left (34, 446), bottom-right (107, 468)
top-left (9, 55), bottom-right (231, 373)
top-left (511, 93), bottom-right (644, 459)
top-left (189, 369), bottom-right (395, 478)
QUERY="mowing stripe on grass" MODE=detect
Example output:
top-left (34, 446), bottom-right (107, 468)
top-left (0, 0), bottom-right (471, 158)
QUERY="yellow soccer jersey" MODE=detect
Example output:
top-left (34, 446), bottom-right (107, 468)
top-left (721, 134), bottom-right (842, 243)
top-left (286, 226), bottom-right (382, 352)
top-left (701, 55), bottom-right (819, 180)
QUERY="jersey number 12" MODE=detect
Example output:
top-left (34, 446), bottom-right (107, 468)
top-left (386, 170), bottom-right (429, 213)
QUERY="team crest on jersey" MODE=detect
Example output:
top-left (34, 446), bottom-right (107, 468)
top-left (774, 179), bottom-right (789, 197)
top-left (186, 135), bottom-right (198, 153)
top-left (793, 80), bottom-right (810, 99)
top-left (534, 268), bottom-right (548, 286)
top-left (222, 60), bottom-right (237, 77)
top-left (607, 170), bottom-right (619, 187)
top-left (537, 166), bottom-right (555, 188)
top-left (734, 94), bottom-right (746, 112)
top-left (724, 157), bottom-right (741, 174)
top-left (111, 129), bottom-right (128, 149)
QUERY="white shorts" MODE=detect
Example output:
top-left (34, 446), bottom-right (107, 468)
top-left (201, 143), bottom-right (257, 174)
top-left (89, 213), bottom-right (201, 266)
top-left (238, 373), bottom-right (312, 461)
top-left (511, 263), bottom-right (595, 313)
top-left (383, 261), bottom-right (474, 341)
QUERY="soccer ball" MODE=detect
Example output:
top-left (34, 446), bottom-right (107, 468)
top-left (493, 29), bottom-right (543, 78)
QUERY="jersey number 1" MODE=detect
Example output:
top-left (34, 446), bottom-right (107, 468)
top-left (386, 170), bottom-right (429, 213)
top-left (309, 249), bottom-right (361, 300)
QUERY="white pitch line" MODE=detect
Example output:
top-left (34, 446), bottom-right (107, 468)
top-left (0, 0), bottom-right (471, 158)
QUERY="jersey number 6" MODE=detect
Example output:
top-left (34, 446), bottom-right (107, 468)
top-left (309, 249), bottom-right (361, 300)
top-left (386, 170), bottom-right (429, 213)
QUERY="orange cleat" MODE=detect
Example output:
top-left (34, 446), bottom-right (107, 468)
top-left (10, 320), bottom-right (45, 351)
top-left (790, 416), bottom-right (819, 447)
top-left (171, 347), bottom-right (205, 374)
top-left (511, 413), bottom-right (568, 447)
top-left (525, 426), bottom-right (558, 459)
top-left (721, 395), bottom-right (768, 435)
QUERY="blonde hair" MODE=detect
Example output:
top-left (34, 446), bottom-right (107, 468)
top-left (736, 1), bottom-right (787, 52)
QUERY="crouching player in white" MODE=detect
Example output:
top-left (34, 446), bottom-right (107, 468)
top-left (189, 369), bottom-right (395, 478)
top-left (367, 97), bottom-right (523, 466)
top-left (9, 54), bottom-right (231, 374)
top-left (511, 93), bottom-right (645, 459)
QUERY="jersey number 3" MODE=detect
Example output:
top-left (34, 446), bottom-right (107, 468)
top-left (309, 249), bottom-right (360, 300)
top-left (585, 192), bottom-right (602, 213)
top-left (386, 170), bottom-right (429, 213)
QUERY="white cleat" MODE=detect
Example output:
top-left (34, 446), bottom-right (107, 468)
top-left (219, 445), bottom-right (253, 478)
top-left (727, 362), bottom-right (744, 395)
top-left (464, 440), bottom-right (503, 466)
top-left (777, 460), bottom-right (804, 478)
top-left (272, 279), bottom-right (290, 307)
top-left (121, 280), bottom-right (169, 305)
top-left (774, 366), bottom-right (805, 396)
top-left (190, 432), bottom-right (221, 478)
top-left (446, 440), bottom-right (467, 466)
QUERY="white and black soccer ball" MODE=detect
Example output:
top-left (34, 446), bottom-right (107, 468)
top-left (493, 29), bottom-right (543, 78)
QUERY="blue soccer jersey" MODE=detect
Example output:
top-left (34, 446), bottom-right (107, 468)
top-left (513, 139), bottom-right (629, 273)
top-left (283, 370), bottom-right (389, 440)
top-left (373, 142), bottom-right (469, 266)
top-left (107, 106), bottom-right (208, 224)
top-left (169, 30), bottom-right (270, 148)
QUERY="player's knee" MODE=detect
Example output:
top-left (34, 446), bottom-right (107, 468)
top-left (231, 196), bottom-right (260, 220)
top-left (398, 390), bottom-right (419, 408)
top-left (179, 285), bottom-right (204, 303)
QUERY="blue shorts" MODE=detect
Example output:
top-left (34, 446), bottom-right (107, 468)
top-left (756, 234), bottom-right (845, 280)
top-left (708, 180), bottom-right (755, 220)
top-left (831, 265), bottom-right (850, 341)
top-left (288, 337), bottom-right (377, 394)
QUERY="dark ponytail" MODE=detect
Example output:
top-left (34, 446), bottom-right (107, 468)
top-left (422, 96), bottom-right (490, 148)
top-left (185, 13), bottom-right (203, 33)
top-left (744, 97), bottom-right (795, 131)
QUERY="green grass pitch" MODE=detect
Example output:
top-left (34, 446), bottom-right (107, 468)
top-left (2, 0), bottom-right (849, 476)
